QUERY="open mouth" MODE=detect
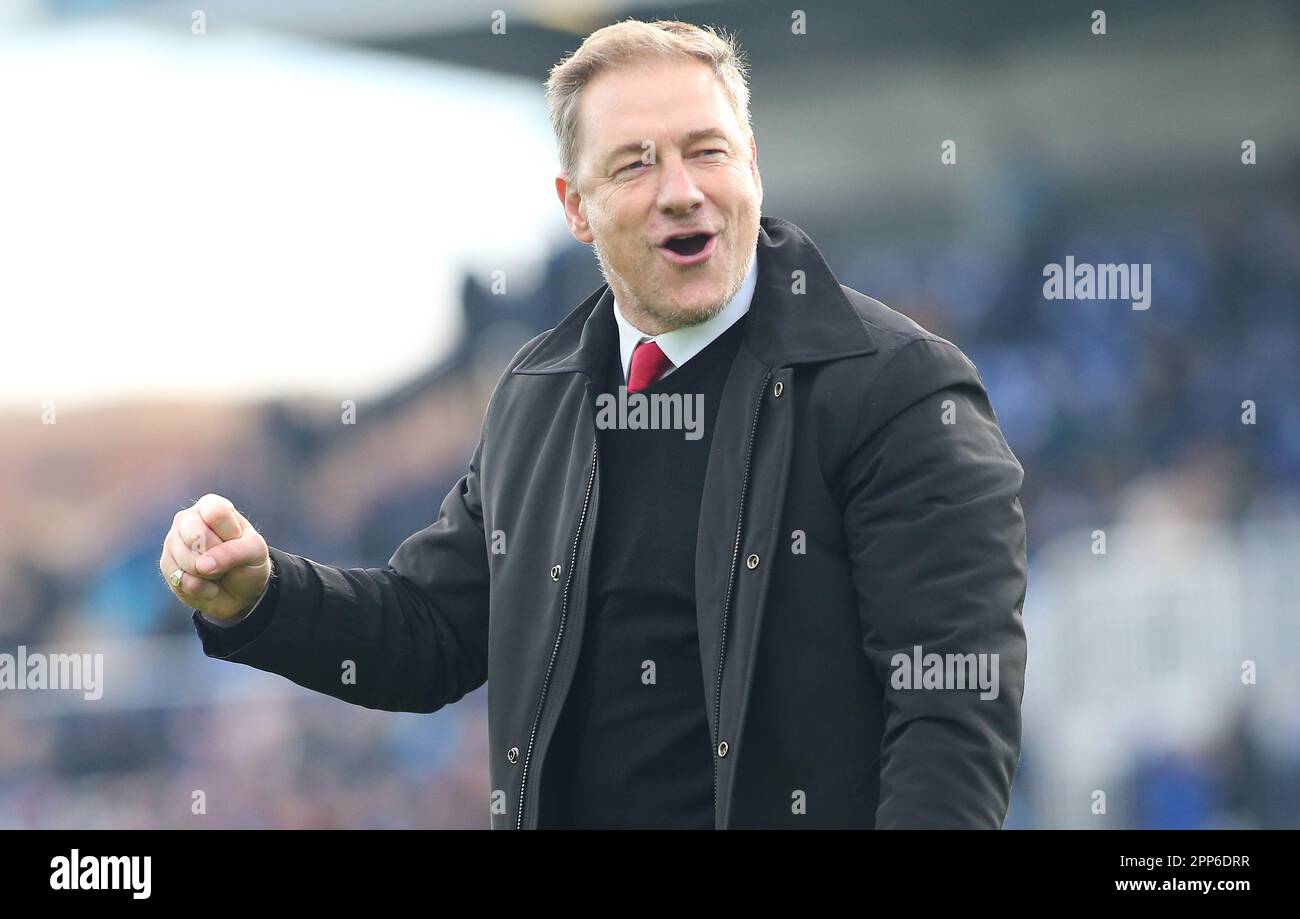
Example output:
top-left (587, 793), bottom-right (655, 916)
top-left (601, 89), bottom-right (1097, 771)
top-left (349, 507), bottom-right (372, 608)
top-left (663, 233), bottom-right (712, 256)
top-left (657, 231), bottom-right (718, 266)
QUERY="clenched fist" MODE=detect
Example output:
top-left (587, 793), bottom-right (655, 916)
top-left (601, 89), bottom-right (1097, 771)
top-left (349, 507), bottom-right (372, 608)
top-left (160, 493), bottom-right (271, 622)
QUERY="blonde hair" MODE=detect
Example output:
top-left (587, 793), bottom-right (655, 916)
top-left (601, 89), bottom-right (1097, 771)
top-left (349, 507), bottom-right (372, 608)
top-left (545, 18), bottom-right (752, 189)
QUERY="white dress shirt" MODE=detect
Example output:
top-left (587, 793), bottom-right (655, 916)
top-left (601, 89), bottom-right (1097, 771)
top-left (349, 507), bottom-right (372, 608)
top-left (612, 247), bottom-right (759, 385)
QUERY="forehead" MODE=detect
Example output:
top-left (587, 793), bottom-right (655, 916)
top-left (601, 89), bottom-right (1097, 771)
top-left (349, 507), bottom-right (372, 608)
top-left (580, 59), bottom-right (738, 152)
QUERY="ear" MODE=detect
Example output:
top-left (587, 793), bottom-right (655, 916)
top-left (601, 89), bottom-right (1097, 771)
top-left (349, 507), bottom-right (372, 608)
top-left (556, 171), bottom-right (594, 244)
top-left (747, 135), bottom-right (763, 202)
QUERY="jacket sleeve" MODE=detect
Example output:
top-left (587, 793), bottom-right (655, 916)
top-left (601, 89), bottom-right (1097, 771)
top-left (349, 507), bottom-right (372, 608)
top-left (842, 335), bottom-right (1028, 828)
top-left (191, 432), bottom-right (492, 715)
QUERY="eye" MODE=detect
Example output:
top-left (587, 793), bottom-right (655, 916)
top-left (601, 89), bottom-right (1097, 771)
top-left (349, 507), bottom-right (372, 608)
top-left (619, 159), bottom-right (648, 174)
top-left (697, 148), bottom-right (727, 158)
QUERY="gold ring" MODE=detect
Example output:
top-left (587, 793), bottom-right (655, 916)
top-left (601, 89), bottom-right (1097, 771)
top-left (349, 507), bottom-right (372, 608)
top-left (169, 569), bottom-right (184, 589)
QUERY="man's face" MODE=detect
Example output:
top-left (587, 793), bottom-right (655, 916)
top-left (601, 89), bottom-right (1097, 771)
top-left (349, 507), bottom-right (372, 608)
top-left (556, 59), bottom-right (763, 335)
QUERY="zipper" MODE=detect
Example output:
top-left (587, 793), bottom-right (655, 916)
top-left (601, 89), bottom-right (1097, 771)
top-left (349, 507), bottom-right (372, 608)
top-left (712, 369), bottom-right (772, 823)
top-left (515, 436), bottom-right (599, 830)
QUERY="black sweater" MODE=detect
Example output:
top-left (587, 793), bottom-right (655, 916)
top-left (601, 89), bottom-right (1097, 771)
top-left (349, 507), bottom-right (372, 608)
top-left (537, 311), bottom-right (748, 829)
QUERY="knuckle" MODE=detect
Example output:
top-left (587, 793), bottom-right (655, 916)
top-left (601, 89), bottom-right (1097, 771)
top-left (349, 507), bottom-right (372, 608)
top-left (199, 494), bottom-right (236, 524)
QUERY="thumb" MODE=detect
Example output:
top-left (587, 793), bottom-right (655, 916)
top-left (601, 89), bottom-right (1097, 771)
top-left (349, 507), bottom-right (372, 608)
top-left (196, 527), bottom-right (268, 578)
top-left (194, 493), bottom-right (243, 542)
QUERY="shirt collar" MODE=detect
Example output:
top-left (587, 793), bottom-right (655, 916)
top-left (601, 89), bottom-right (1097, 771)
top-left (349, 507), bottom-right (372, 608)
top-left (611, 247), bottom-right (759, 385)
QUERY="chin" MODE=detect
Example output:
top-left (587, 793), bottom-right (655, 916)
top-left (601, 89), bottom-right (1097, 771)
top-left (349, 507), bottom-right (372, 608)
top-left (675, 294), bottom-right (728, 325)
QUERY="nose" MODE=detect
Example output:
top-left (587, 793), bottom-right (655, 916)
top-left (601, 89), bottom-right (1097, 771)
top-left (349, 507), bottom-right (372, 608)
top-left (654, 152), bottom-right (705, 215)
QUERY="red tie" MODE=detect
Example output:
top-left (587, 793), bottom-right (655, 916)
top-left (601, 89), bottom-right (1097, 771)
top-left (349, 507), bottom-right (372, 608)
top-left (627, 339), bottom-right (674, 393)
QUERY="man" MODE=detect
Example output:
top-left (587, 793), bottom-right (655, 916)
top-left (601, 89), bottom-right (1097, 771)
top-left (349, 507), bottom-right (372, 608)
top-left (161, 19), bottom-right (1028, 829)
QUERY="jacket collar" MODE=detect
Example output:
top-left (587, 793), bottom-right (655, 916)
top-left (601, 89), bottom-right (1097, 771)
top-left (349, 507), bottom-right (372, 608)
top-left (512, 215), bottom-right (877, 379)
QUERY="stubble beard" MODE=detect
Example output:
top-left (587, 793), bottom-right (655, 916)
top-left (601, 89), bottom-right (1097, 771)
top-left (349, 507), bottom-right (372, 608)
top-left (592, 223), bottom-right (756, 333)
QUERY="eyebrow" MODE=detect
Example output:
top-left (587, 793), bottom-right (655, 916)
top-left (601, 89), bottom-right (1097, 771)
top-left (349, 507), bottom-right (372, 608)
top-left (601, 127), bottom-right (730, 171)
